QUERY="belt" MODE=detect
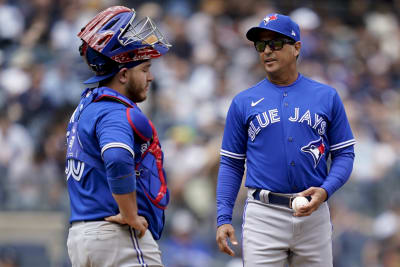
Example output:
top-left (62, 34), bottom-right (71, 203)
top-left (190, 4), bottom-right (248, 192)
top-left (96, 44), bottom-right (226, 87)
top-left (252, 189), bottom-right (311, 209)
top-left (71, 218), bottom-right (105, 226)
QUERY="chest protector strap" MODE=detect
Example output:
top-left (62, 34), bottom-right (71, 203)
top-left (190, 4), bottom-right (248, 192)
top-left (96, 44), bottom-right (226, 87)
top-left (66, 90), bottom-right (106, 170)
top-left (127, 107), bottom-right (169, 210)
top-left (67, 87), bottom-right (168, 209)
top-left (66, 88), bottom-right (135, 169)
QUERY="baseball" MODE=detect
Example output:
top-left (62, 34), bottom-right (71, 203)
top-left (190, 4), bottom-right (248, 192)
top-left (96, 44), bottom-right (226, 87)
top-left (292, 196), bottom-right (309, 212)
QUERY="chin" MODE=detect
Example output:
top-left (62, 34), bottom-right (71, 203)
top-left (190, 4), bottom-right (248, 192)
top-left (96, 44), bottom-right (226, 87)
top-left (127, 90), bottom-right (147, 103)
top-left (135, 95), bottom-right (147, 103)
top-left (264, 65), bottom-right (279, 74)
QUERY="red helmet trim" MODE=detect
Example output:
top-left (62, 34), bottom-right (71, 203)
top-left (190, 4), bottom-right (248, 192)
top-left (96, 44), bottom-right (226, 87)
top-left (111, 47), bottom-right (161, 63)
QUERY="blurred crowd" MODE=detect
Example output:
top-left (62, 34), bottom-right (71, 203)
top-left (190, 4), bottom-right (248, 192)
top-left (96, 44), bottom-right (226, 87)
top-left (0, 0), bottom-right (399, 266)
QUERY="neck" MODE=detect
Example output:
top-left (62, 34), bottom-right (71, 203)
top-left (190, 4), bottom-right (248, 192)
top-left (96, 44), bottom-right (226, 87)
top-left (266, 64), bottom-right (298, 86)
top-left (267, 71), bottom-right (299, 86)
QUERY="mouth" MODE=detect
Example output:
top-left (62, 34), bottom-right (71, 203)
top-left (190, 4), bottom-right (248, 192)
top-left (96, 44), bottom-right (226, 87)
top-left (264, 58), bottom-right (276, 63)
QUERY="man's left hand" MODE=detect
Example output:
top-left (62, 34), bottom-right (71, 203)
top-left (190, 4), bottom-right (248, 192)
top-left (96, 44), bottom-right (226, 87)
top-left (294, 187), bottom-right (327, 217)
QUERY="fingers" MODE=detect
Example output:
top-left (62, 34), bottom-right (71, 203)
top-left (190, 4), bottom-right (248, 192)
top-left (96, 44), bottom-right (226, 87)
top-left (298, 187), bottom-right (315, 197)
top-left (136, 216), bottom-right (148, 238)
top-left (217, 236), bottom-right (235, 256)
top-left (294, 205), bottom-right (316, 217)
top-left (216, 224), bottom-right (238, 256)
top-left (229, 231), bottom-right (238, 246)
top-left (136, 226), bottom-right (146, 238)
top-left (300, 187), bottom-right (327, 202)
top-left (105, 214), bottom-right (124, 224)
top-left (294, 187), bottom-right (325, 217)
top-left (104, 215), bottom-right (115, 222)
top-left (294, 202), bottom-right (317, 216)
top-left (104, 214), bottom-right (148, 238)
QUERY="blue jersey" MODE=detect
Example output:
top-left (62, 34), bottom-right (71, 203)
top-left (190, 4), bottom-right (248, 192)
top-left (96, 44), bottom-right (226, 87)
top-left (220, 74), bottom-right (355, 193)
top-left (65, 87), bottom-right (168, 240)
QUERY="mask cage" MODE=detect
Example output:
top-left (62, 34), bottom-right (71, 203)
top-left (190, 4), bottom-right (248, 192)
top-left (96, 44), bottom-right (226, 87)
top-left (118, 16), bottom-right (171, 49)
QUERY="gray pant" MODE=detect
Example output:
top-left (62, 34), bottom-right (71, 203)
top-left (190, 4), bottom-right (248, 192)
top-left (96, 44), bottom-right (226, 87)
top-left (67, 221), bottom-right (163, 267)
top-left (242, 189), bottom-right (333, 267)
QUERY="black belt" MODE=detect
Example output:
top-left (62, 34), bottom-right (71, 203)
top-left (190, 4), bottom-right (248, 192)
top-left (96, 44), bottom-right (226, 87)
top-left (252, 189), bottom-right (311, 209)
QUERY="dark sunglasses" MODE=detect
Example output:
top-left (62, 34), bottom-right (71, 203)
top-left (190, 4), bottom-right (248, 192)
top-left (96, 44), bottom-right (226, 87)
top-left (254, 38), bottom-right (296, 52)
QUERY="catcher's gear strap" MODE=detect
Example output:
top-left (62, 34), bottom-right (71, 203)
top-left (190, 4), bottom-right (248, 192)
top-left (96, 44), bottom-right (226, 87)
top-left (67, 87), bottom-right (135, 170)
top-left (126, 107), bottom-right (152, 142)
top-left (126, 107), bottom-right (169, 210)
top-left (66, 90), bottom-right (104, 170)
top-left (84, 87), bottom-right (169, 210)
top-left (93, 92), bottom-right (134, 108)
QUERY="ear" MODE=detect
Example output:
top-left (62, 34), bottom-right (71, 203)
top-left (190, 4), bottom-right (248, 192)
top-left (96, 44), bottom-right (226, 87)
top-left (294, 41), bottom-right (301, 57)
top-left (118, 68), bottom-right (129, 84)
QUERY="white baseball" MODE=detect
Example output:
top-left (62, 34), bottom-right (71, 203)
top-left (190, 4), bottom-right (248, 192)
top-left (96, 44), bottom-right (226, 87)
top-left (292, 196), bottom-right (309, 212)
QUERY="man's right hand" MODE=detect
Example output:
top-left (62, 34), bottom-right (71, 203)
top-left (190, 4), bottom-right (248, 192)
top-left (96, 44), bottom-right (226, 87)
top-left (216, 224), bottom-right (238, 256)
top-left (105, 213), bottom-right (148, 238)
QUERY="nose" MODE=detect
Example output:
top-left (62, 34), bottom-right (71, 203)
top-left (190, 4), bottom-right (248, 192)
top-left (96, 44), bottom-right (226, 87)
top-left (148, 71), bottom-right (154, 82)
top-left (263, 43), bottom-right (272, 54)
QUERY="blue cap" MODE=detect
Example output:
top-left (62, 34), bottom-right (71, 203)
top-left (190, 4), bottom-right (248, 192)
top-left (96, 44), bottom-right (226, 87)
top-left (246, 14), bottom-right (300, 42)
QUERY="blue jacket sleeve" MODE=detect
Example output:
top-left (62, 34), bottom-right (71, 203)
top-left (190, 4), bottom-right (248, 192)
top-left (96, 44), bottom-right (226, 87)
top-left (103, 147), bottom-right (136, 194)
top-left (321, 145), bottom-right (355, 199)
top-left (216, 155), bottom-right (245, 227)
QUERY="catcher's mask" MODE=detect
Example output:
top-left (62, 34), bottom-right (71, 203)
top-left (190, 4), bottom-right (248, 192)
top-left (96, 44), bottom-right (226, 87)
top-left (78, 6), bottom-right (171, 84)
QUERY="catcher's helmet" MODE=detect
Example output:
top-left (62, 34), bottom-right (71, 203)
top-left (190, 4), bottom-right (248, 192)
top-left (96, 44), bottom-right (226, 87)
top-left (78, 6), bottom-right (171, 84)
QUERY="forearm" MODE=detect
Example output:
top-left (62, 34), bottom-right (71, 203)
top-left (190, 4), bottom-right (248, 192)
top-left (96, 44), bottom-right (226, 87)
top-left (216, 156), bottom-right (245, 227)
top-left (321, 147), bottom-right (355, 199)
top-left (112, 191), bottom-right (140, 223)
top-left (103, 147), bottom-right (138, 220)
top-left (103, 147), bottom-right (136, 193)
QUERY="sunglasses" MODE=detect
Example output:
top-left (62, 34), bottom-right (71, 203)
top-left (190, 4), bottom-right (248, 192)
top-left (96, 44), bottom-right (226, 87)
top-left (254, 38), bottom-right (296, 52)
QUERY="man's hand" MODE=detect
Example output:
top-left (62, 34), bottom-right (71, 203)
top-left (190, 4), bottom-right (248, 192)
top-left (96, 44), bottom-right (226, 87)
top-left (105, 213), bottom-right (148, 238)
top-left (216, 224), bottom-right (238, 256)
top-left (294, 187), bottom-right (327, 217)
top-left (110, 192), bottom-right (148, 238)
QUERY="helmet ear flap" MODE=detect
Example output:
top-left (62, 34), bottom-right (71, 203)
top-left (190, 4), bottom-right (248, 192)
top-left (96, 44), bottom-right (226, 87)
top-left (83, 46), bottom-right (119, 75)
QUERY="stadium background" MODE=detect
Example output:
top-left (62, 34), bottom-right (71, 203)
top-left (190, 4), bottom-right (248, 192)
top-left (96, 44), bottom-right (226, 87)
top-left (0, 0), bottom-right (399, 266)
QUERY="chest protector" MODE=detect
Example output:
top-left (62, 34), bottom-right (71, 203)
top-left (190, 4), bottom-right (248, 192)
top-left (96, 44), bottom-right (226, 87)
top-left (66, 87), bottom-right (169, 210)
top-left (126, 107), bottom-right (169, 210)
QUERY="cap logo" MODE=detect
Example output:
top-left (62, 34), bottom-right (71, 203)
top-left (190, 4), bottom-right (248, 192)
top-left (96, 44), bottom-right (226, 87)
top-left (291, 30), bottom-right (296, 36)
top-left (263, 14), bottom-right (278, 25)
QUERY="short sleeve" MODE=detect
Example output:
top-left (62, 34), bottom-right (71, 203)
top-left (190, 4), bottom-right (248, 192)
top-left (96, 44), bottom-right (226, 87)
top-left (328, 93), bottom-right (356, 151)
top-left (96, 108), bottom-right (135, 158)
top-left (220, 97), bottom-right (247, 160)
